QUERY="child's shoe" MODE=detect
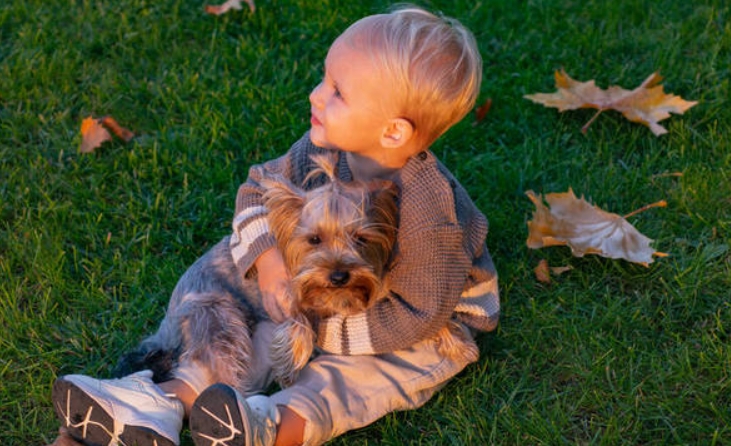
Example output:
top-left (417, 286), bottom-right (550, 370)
top-left (189, 383), bottom-right (279, 446)
top-left (52, 370), bottom-right (184, 446)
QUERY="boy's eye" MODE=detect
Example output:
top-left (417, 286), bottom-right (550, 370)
top-left (333, 86), bottom-right (342, 98)
top-left (308, 235), bottom-right (322, 246)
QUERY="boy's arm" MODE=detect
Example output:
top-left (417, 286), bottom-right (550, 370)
top-left (229, 133), bottom-right (318, 277)
top-left (229, 133), bottom-right (319, 320)
top-left (453, 242), bottom-right (500, 332)
top-left (316, 154), bottom-right (498, 355)
top-left (254, 247), bottom-right (291, 323)
top-left (316, 224), bottom-right (471, 355)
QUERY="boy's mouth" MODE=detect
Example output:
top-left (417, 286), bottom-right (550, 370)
top-left (310, 113), bottom-right (322, 126)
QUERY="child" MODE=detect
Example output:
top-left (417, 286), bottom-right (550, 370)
top-left (51, 5), bottom-right (499, 446)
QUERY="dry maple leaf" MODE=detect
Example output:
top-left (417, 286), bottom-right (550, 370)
top-left (534, 259), bottom-right (552, 284)
top-left (526, 189), bottom-right (668, 266)
top-left (79, 115), bottom-right (135, 153)
top-left (205, 0), bottom-right (255, 15)
top-left (80, 116), bottom-right (112, 153)
top-left (524, 69), bottom-right (697, 136)
top-left (534, 259), bottom-right (573, 284)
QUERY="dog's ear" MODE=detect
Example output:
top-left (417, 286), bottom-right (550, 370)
top-left (367, 180), bottom-right (400, 250)
top-left (261, 177), bottom-right (305, 248)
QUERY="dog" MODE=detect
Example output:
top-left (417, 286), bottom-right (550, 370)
top-left (114, 154), bottom-right (400, 391)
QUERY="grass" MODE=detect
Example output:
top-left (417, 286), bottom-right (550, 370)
top-left (1, 0), bottom-right (729, 444)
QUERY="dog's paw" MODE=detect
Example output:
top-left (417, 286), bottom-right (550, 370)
top-left (270, 317), bottom-right (315, 387)
top-left (435, 322), bottom-right (479, 365)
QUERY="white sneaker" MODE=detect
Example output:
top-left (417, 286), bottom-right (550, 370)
top-left (52, 370), bottom-right (184, 446)
top-left (189, 384), bottom-right (279, 446)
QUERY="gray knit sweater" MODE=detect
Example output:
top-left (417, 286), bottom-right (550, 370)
top-left (230, 133), bottom-right (499, 355)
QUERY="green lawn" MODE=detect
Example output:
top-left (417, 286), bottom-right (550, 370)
top-left (1, 0), bottom-right (729, 444)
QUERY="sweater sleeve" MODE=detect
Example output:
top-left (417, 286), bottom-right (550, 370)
top-left (316, 151), bottom-right (479, 355)
top-left (230, 133), bottom-right (322, 276)
top-left (454, 242), bottom-right (500, 332)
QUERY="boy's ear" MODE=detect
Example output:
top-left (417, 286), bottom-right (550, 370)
top-left (380, 118), bottom-right (414, 149)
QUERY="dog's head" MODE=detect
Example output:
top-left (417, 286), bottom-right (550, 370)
top-left (262, 154), bottom-right (398, 318)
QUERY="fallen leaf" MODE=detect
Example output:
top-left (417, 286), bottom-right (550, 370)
top-left (526, 189), bottom-right (668, 266)
top-left (551, 265), bottom-right (573, 276)
top-left (524, 69), bottom-right (697, 135)
top-left (473, 98), bottom-right (493, 125)
top-left (534, 259), bottom-right (573, 284)
top-left (534, 259), bottom-right (552, 284)
top-left (79, 115), bottom-right (135, 153)
top-left (205, 0), bottom-right (255, 15)
top-left (80, 116), bottom-right (112, 153)
top-left (101, 116), bottom-right (135, 142)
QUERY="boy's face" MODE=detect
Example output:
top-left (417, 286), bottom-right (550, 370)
top-left (309, 34), bottom-right (400, 158)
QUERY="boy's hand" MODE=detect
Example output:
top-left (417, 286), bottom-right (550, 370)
top-left (256, 247), bottom-right (293, 323)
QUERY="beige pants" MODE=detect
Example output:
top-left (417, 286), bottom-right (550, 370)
top-left (254, 321), bottom-right (479, 446)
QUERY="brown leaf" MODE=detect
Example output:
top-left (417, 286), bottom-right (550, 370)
top-left (534, 259), bottom-right (552, 284)
top-left (550, 265), bottom-right (573, 276)
top-left (534, 259), bottom-right (573, 284)
top-left (79, 115), bottom-right (135, 153)
top-left (524, 69), bottom-right (697, 135)
top-left (80, 116), bottom-right (112, 153)
top-left (526, 189), bottom-right (667, 266)
top-left (473, 98), bottom-right (492, 125)
top-left (205, 0), bottom-right (255, 15)
top-left (101, 116), bottom-right (135, 142)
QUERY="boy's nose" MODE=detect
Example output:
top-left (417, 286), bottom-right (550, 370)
top-left (309, 83), bottom-right (324, 108)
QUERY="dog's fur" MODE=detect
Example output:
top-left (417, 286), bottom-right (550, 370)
top-left (114, 155), bottom-right (399, 390)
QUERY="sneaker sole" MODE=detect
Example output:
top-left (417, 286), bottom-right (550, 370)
top-left (52, 378), bottom-right (176, 446)
top-left (189, 384), bottom-right (246, 446)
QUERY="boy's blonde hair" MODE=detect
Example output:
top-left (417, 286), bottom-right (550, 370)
top-left (344, 6), bottom-right (482, 147)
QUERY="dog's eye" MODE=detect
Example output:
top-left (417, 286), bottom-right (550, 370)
top-left (308, 235), bottom-right (322, 245)
top-left (354, 235), bottom-right (368, 246)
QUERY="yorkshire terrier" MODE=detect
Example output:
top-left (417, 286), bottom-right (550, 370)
top-left (114, 154), bottom-right (400, 391)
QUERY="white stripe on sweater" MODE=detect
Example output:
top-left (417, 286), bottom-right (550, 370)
top-left (321, 315), bottom-right (344, 354)
top-left (454, 302), bottom-right (489, 318)
top-left (460, 278), bottom-right (497, 299)
top-left (321, 314), bottom-right (375, 355)
top-left (230, 206), bottom-right (269, 263)
top-left (343, 314), bottom-right (375, 355)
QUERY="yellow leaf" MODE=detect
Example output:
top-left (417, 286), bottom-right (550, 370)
top-left (526, 189), bottom-right (667, 266)
top-left (524, 69), bottom-right (697, 135)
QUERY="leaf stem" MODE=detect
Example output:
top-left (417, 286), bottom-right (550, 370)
top-left (624, 200), bottom-right (667, 219)
top-left (581, 109), bottom-right (604, 133)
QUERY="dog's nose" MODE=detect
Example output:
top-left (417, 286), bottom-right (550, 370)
top-left (329, 270), bottom-right (350, 286)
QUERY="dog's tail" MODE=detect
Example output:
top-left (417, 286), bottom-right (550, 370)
top-left (113, 343), bottom-right (179, 383)
top-left (113, 307), bottom-right (186, 382)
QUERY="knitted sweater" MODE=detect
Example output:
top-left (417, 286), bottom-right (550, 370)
top-left (230, 132), bottom-right (500, 355)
